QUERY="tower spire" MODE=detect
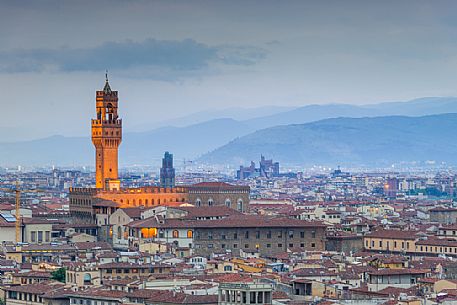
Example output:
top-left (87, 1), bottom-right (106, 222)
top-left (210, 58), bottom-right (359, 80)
top-left (103, 70), bottom-right (112, 94)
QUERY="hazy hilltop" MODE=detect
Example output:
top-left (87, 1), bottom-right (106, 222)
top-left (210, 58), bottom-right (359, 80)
top-left (202, 114), bottom-right (457, 166)
top-left (1, 97), bottom-right (457, 167)
top-left (243, 97), bottom-right (457, 130)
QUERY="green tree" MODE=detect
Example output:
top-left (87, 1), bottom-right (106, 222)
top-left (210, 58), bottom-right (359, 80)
top-left (51, 267), bottom-right (66, 283)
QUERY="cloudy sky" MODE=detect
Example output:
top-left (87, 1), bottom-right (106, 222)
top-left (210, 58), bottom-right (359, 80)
top-left (1, 0), bottom-right (457, 141)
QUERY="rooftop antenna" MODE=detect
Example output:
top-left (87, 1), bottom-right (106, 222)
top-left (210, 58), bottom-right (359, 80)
top-left (105, 70), bottom-right (109, 82)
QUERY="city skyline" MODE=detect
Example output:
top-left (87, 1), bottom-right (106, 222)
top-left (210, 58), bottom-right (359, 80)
top-left (2, 2), bottom-right (457, 303)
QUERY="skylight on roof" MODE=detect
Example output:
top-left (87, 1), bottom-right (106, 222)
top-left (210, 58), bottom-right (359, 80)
top-left (0, 213), bottom-right (16, 222)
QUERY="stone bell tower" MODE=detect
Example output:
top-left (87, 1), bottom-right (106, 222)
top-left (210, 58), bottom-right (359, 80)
top-left (91, 73), bottom-right (122, 190)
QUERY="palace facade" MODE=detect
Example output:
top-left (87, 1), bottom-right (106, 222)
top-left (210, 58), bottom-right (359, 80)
top-left (69, 77), bottom-right (249, 222)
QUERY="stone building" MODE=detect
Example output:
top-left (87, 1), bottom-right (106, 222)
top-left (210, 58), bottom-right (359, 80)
top-left (429, 207), bottom-right (457, 224)
top-left (192, 215), bottom-right (326, 257)
top-left (66, 264), bottom-right (100, 287)
top-left (325, 231), bottom-right (364, 254)
top-left (98, 262), bottom-right (171, 281)
top-left (187, 182), bottom-right (250, 212)
top-left (4, 282), bottom-right (66, 305)
top-left (126, 211), bottom-right (325, 257)
top-left (218, 282), bottom-right (273, 305)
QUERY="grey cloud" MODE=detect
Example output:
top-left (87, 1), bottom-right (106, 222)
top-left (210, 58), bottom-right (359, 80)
top-left (0, 38), bottom-right (266, 79)
top-left (217, 45), bottom-right (267, 65)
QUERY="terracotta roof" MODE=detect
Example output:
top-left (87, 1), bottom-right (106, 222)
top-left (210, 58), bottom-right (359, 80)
top-left (42, 287), bottom-right (76, 299)
top-left (53, 223), bottom-right (99, 230)
top-left (440, 224), bottom-right (457, 230)
top-left (97, 251), bottom-right (119, 258)
top-left (211, 273), bottom-right (254, 283)
top-left (5, 282), bottom-right (65, 294)
top-left (365, 229), bottom-right (417, 240)
top-left (66, 288), bottom-right (128, 300)
top-left (93, 199), bottom-right (120, 208)
top-left (74, 241), bottom-right (112, 250)
top-left (190, 182), bottom-right (246, 189)
top-left (129, 214), bottom-right (326, 229)
top-left (429, 207), bottom-right (457, 212)
top-left (272, 291), bottom-right (290, 299)
top-left (13, 271), bottom-right (52, 278)
top-left (292, 268), bottom-right (337, 277)
top-left (21, 244), bottom-right (75, 251)
top-left (150, 292), bottom-right (216, 304)
top-left (368, 268), bottom-right (428, 276)
top-left (119, 207), bottom-right (148, 219)
top-left (98, 262), bottom-right (171, 269)
top-left (416, 237), bottom-right (457, 246)
top-left (176, 206), bottom-right (243, 218)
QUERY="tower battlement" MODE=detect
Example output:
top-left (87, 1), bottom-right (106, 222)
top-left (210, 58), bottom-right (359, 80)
top-left (91, 75), bottom-right (122, 189)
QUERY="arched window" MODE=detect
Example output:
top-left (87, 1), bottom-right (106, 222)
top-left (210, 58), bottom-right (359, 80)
top-left (124, 227), bottom-right (128, 239)
top-left (187, 230), bottom-right (193, 238)
top-left (83, 273), bottom-right (92, 285)
top-left (117, 226), bottom-right (122, 239)
top-left (224, 265), bottom-right (232, 271)
top-left (208, 198), bottom-right (214, 206)
top-left (196, 198), bottom-right (202, 207)
top-left (172, 230), bottom-right (179, 238)
top-left (225, 199), bottom-right (231, 208)
top-left (141, 228), bottom-right (148, 238)
top-left (149, 228), bottom-right (157, 238)
top-left (237, 199), bottom-right (243, 211)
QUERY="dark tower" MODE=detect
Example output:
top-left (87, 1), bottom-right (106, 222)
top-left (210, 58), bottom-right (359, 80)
top-left (160, 152), bottom-right (175, 188)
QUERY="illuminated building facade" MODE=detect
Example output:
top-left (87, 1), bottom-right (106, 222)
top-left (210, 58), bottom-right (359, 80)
top-left (92, 74), bottom-right (122, 190)
top-left (69, 78), bottom-right (250, 222)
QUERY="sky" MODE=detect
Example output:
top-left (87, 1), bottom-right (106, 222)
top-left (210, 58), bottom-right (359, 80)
top-left (2, 0), bottom-right (457, 141)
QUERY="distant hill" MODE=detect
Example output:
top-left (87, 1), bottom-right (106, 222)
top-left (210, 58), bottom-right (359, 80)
top-left (129, 105), bottom-right (295, 131)
top-left (243, 97), bottom-right (457, 130)
top-left (3, 97), bottom-right (457, 166)
top-left (121, 118), bottom-right (255, 165)
top-left (0, 118), bottom-right (256, 166)
top-left (201, 114), bottom-right (457, 166)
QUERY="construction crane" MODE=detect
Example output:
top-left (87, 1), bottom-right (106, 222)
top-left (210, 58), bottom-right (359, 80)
top-left (0, 182), bottom-right (48, 243)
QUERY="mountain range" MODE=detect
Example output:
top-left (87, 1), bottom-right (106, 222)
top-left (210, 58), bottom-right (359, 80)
top-left (2, 97), bottom-right (457, 167)
top-left (201, 114), bottom-right (457, 166)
